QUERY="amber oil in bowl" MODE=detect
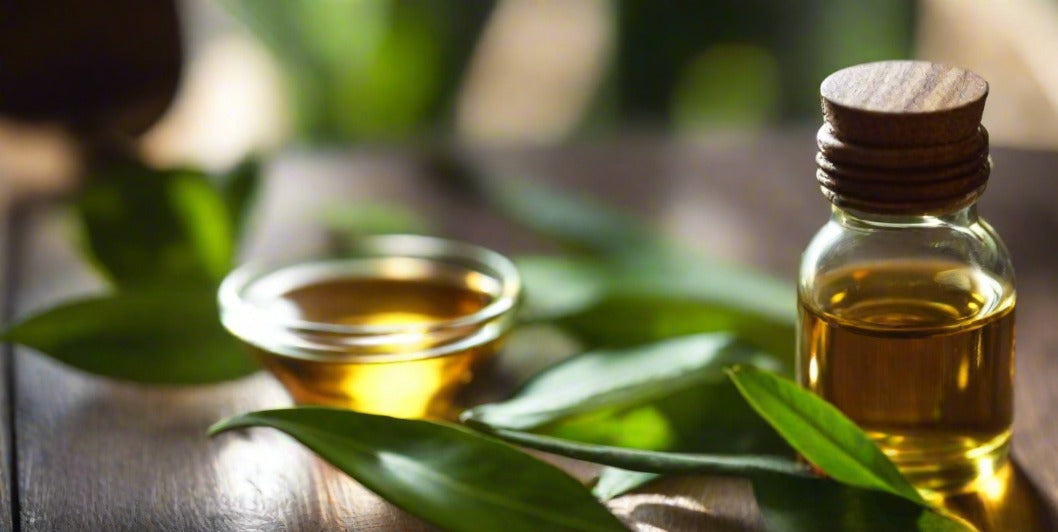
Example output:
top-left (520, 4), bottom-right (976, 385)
top-left (219, 235), bottom-right (520, 419)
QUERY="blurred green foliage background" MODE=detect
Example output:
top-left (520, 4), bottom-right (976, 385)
top-left (220, 0), bottom-right (914, 143)
top-left (6, 0), bottom-right (1057, 176)
top-left (222, 0), bottom-right (492, 141)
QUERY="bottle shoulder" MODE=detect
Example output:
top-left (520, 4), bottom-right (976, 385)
top-left (799, 212), bottom-right (1016, 309)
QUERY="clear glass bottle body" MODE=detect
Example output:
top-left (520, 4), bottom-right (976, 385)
top-left (798, 204), bottom-right (1015, 494)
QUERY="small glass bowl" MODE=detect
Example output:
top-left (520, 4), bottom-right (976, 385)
top-left (218, 235), bottom-right (521, 419)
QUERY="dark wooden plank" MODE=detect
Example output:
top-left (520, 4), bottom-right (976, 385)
top-left (983, 148), bottom-right (1058, 524)
top-left (0, 195), bottom-right (18, 532)
top-left (7, 136), bottom-right (1058, 531)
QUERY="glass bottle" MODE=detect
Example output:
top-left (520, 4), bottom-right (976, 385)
top-left (798, 61), bottom-right (1015, 494)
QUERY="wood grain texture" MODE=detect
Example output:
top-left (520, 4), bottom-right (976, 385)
top-left (820, 60), bottom-right (987, 146)
top-left (817, 61), bottom-right (992, 214)
top-left (6, 134), bottom-right (1058, 531)
top-left (0, 197), bottom-right (16, 531)
top-left (822, 61), bottom-right (987, 114)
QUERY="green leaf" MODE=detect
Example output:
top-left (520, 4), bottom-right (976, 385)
top-left (462, 333), bottom-right (775, 431)
top-left (3, 289), bottom-right (256, 383)
top-left (592, 469), bottom-right (659, 500)
top-left (436, 159), bottom-right (796, 359)
top-left (726, 365), bottom-right (926, 505)
top-left (463, 332), bottom-right (792, 488)
top-left (461, 425), bottom-right (812, 479)
top-left (605, 258), bottom-right (795, 331)
top-left (753, 473), bottom-right (971, 531)
top-left (463, 428), bottom-right (966, 530)
top-left (515, 256), bottom-right (608, 322)
top-left (209, 407), bottom-right (629, 532)
top-left (220, 158), bottom-right (262, 239)
top-left (535, 379), bottom-right (790, 458)
top-left (429, 155), bottom-right (658, 258)
top-left (167, 172), bottom-right (234, 281)
top-left (78, 163), bottom-right (234, 287)
top-left (547, 404), bottom-right (678, 450)
top-left (559, 291), bottom-right (793, 367)
top-left (638, 374), bottom-right (792, 456)
top-left (464, 421), bottom-right (968, 530)
top-left (514, 255), bottom-right (794, 365)
top-left (461, 333), bottom-right (803, 501)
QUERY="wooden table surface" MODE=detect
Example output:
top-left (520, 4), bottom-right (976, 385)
top-left (1, 132), bottom-right (1057, 531)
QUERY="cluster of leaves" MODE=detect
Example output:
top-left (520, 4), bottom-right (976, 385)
top-left (3, 159), bottom-right (260, 382)
top-left (2, 158), bottom-right (971, 531)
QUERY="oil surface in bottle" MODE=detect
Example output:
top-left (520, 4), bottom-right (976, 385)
top-left (248, 277), bottom-right (495, 419)
top-left (799, 260), bottom-right (1014, 493)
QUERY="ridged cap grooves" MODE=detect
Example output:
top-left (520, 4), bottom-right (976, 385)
top-left (817, 61), bottom-right (990, 214)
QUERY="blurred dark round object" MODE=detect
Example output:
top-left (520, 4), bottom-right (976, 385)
top-left (0, 0), bottom-right (182, 137)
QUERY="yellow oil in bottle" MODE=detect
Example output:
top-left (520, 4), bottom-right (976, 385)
top-left (799, 260), bottom-right (1015, 493)
top-left (246, 277), bottom-right (499, 420)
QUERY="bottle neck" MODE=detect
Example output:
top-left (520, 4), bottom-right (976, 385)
top-left (832, 204), bottom-right (980, 229)
top-left (815, 124), bottom-right (990, 214)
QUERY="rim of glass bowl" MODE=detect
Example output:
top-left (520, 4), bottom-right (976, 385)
top-left (218, 234), bottom-right (521, 363)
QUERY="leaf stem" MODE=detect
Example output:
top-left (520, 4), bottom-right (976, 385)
top-left (465, 421), bottom-right (814, 478)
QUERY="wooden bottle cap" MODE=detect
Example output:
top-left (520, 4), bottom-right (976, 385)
top-left (821, 61), bottom-right (988, 146)
top-left (816, 61), bottom-right (991, 214)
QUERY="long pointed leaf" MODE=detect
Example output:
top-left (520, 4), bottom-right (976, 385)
top-left (465, 415), bottom-right (968, 530)
top-left (210, 408), bottom-right (628, 532)
top-left (727, 365), bottom-right (926, 505)
top-left (462, 333), bottom-right (775, 431)
top-left (559, 291), bottom-right (794, 366)
top-left (2, 289), bottom-right (256, 383)
top-left (515, 255), bottom-right (795, 365)
top-left (463, 424), bottom-right (812, 478)
top-left (464, 424), bottom-right (967, 530)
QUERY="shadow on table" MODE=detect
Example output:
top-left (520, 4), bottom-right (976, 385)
top-left (938, 461), bottom-right (1058, 532)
